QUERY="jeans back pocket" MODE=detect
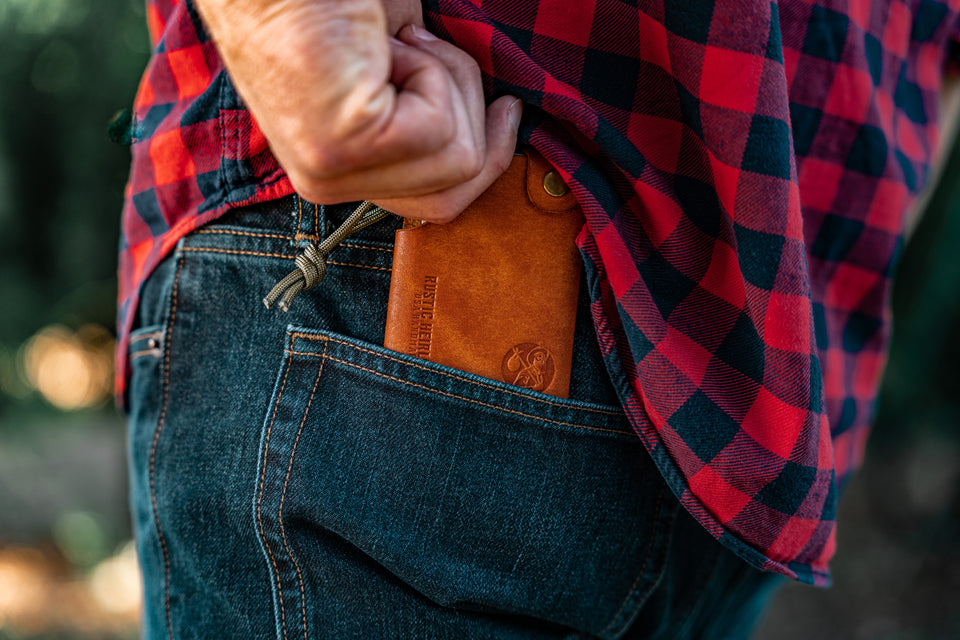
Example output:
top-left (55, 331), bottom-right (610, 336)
top-left (254, 327), bottom-right (678, 640)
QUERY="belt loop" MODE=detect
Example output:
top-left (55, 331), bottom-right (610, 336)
top-left (293, 195), bottom-right (322, 249)
top-left (317, 202), bottom-right (326, 242)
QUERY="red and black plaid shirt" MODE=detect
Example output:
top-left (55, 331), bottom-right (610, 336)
top-left (119, 0), bottom-right (960, 585)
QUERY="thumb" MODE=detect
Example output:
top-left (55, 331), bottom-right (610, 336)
top-left (482, 96), bottom-right (523, 179)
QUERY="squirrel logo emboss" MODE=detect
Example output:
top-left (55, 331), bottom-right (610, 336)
top-left (502, 343), bottom-right (556, 392)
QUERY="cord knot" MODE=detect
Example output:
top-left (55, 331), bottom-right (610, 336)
top-left (263, 201), bottom-right (391, 312)
top-left (296, 243), bottom-right (327, 289)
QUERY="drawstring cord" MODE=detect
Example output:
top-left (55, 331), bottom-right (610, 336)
top-left (263, 201), bottom-right (391, 311)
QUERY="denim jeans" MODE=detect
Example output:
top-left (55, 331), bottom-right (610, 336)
top-left (126, 195), bottom-right (783, 640)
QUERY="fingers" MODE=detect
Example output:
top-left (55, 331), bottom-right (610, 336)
top-left (381, 35), bottom-right (479, 171)
top-left (373, 95), bottom-right (522, 222)
top-left (396, 25), bottom-right (486, 163)
top-left (296, 94), bottom-right (520, 210)
top-left (315, 38), bottom-right (459, 173)
top-left (285, 23), bottom-right (522, 223)
top-left (292, 33), bottom-right (494, 203)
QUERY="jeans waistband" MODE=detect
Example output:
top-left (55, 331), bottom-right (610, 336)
top-left (204, 195), bottom-right (403, 251)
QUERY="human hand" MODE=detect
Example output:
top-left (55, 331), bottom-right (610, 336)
top-left (194, 0), bottom-right (521, 223)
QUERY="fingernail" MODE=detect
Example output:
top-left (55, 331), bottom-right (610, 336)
top-left (508, 99), bottom-right (522, 132)
top-left (408, 24), bottom-right (439, 42)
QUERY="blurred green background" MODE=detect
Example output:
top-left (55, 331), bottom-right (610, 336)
top-left (0, 1), bottom-right (147, 637)
top-left (0, 0), bottom-right (958, 638)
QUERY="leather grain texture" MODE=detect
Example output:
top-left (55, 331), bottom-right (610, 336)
top-left (384, 151), bottom-right (584, 398)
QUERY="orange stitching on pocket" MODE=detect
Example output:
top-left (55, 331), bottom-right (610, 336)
top-left (149, 253), bottom-right (184, 640)
top-left (324, 260), bottom-right (391, 273)
top-left (278, 342), bottom-right (325, 640)
top-left (303, 352), bottom-right (629, 435)
top-left (288, 333), bottom-right (623, 417)
top-left (339, 241), bottom-right (394, 253)
top-left (256, 355), bottom-right (295, 640)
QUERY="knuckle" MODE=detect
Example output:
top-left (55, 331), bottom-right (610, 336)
top-left (446, 162), bottom-right (473, 185)
top-left (410, 116), bottom-right (457, 153)
top-left (428, 112), bottom-right (457, 148)
top-left (291, 142), bottom-right (341, 181)
top-left (442, 44), bottom-right (479, 74)
top-left (452, 145), bottom-right (484, 182)
top-left (470, 148), bottom-right (485, 176)
top-left (459, 54), bottom-right (481, 78)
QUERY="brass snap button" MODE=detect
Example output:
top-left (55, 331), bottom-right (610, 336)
top-left (542, 170), bottom-right (570, 197)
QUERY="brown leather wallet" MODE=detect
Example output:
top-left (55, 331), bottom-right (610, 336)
top-left (384, 150), bottom-right (584, 398)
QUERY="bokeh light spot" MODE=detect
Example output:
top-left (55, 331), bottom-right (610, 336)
top-left (89, 541), bottom-right (141, 615)
top-left (19, 324), bottom-right (114, 410)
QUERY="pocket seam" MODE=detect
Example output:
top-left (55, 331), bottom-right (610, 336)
top-left (275, 341), bottom-right (326, 640)
top-left (326, 260), bottom-right (391, 273)
top-left (339, 240), bottom-right (394, 253)
top-left (290, 332), bottom-right (624, 417)
top-left (255, 351), bottom-right (296, 640)
top-left (288, 347), bottom-right (629, 436)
